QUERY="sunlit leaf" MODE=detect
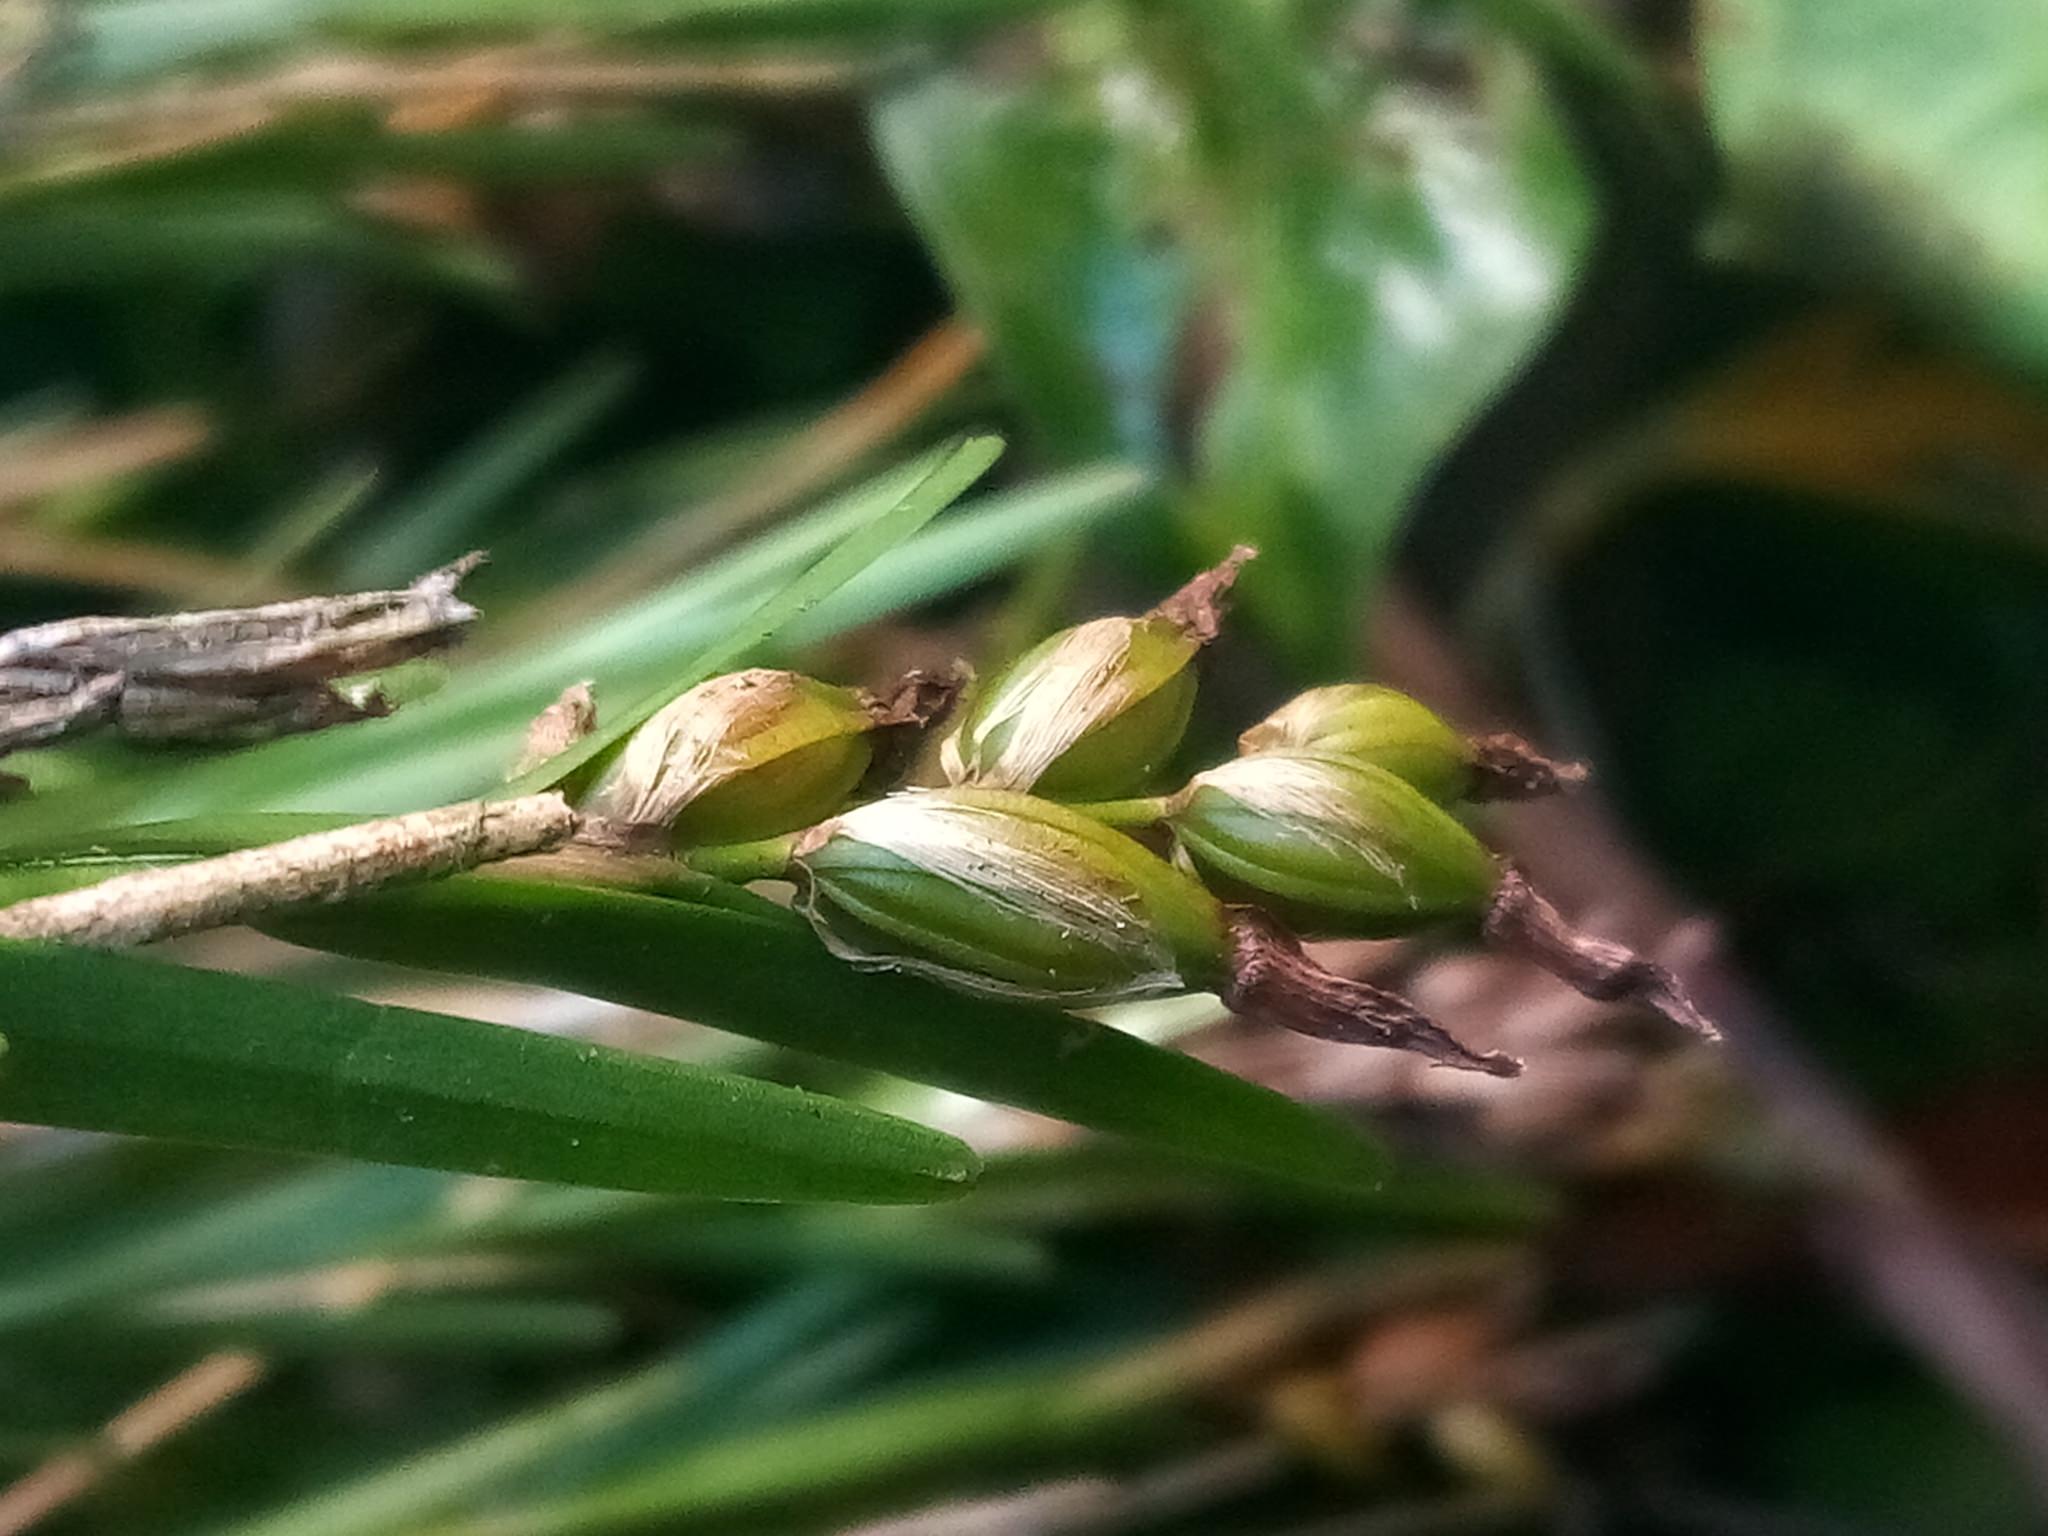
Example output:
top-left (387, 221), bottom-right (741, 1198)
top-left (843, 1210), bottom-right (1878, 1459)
top-left (877, 4), bottom-right (1592, 671)
top-left (1703, 0), bottom-right (2048, 379)
top-left (0, 942), bottom-right (980, 1202)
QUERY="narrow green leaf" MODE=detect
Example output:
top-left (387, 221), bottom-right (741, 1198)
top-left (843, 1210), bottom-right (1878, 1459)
top-left (341, 354), bottom-right (639, 587)
top-left (0, 942), bottom-right (979, 1203)
top-left (0, 193), bottom-right (512, 297)
top-left (96, 1296), bottom-right (625, 1358)
top-left (434, 1359), bottom-right (1137, 1536)
top-left (0, 1163), bottom-right (451, 1330)
top-left (441, 1193), bottom-right (1052, 1284)
top-left (205, 1280), bottom-right (880, 1536)
top-left (963, 1141), bottom-right (1556, 1231)
top-left (266, 874), bottom-right (1392, 1192)
top-left (506, 430), bottom-right (1004, 797)
top-left (331, 0), bottom-right (1072, 42)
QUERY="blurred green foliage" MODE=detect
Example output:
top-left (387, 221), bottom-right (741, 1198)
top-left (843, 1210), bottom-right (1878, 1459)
top-left (2, 0), bottom-right (2046, 1532)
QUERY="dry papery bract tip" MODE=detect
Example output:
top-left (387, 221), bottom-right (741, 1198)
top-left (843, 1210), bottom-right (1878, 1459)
top-left (1150, 543), bottom-right (1259, 643)
top-left (863, 664), bottom-right (968, 729)
top-left (1467, 734), bottom-right (1591, 802)
top-left (510, 679), bottom-right (598, 779)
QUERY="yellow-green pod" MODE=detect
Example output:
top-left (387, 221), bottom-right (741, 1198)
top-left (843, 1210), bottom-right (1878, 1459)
top-left (941, 546), bottom-right (1255, 799)
top-left (582, 669), bottom-right (876, 845)
top-left (1239, 685), bottom-right (1477, 803)
top-left (941, 615), bottom-right (1199, 799)
top-left (1168, 751), bottom-right (1498, 937)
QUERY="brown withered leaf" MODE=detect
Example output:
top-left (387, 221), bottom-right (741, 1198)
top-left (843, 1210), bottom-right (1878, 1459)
top-left (0, 554), bottom-right (482, 768)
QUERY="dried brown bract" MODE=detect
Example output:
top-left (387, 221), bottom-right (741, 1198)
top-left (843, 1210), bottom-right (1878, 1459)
top-left (1466, 734), bottom-right (1591, 802)
top-left (1223, 907), bottom-right (1524, 1077)
top-left (0, 554), bottom-right (483, 768)
top-left (1149, 544), bottom-right (1258, 644)
top-left (1482, 867), bottom-right (1721, 1042)
top-left (0, 668), bottom-right (125, 755)
top-left (509, 681), bottom-right (598, 779)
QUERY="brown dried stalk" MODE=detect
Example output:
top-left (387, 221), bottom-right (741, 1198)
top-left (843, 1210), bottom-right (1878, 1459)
top-left (1224, 908), bottom-right (1523, 1077)
top-left (13, 49), bottom-right (874, 147)
top-left (0, 555), bottom-right (482, 762)
top-left (0, 670), bottom-right (125, 755)
top-left (0, 552), bottom-right (481, 682)
top-left (0, 408), bottom-right (211, 517)
top-left (0, 1351), bottom-right (268, 1536)
top-left (0, 795), bottom-right (575, 947)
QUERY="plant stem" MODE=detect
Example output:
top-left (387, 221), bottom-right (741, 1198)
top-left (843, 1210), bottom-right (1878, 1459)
top-left (1064, 795), bottom-right (1173, 829)
top-left (0, 796), bottom-right (574, 948)
top-left (682, 835), bottom-right (799, 883)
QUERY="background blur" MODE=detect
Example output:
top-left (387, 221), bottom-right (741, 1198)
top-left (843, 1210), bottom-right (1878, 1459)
top-left (3, 0), bottom-right (2047, 1532)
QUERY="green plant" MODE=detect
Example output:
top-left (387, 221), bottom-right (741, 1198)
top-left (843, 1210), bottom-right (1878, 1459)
top-left (4, 0), bottom-right (2047, 1531)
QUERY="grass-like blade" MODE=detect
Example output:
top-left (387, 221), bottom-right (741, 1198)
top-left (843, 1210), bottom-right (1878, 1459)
top-left (0, 943), bottom-right (978, 1203)
top-left (93, 1295), bottom-right (625, 1359)
top-left (205, 1279), bottom-right (882, 1536)
top-left (505, 430), bottom-right (1003, 798)
top-left (266, 875), bottom-right (1393, 1192)
top-left (340, 353), bottom-right (639, 587)
top-left (0, 1163), bottom-right (451, 1330)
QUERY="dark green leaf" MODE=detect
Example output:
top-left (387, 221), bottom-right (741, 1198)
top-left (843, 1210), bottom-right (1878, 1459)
top-left (340, 354), bottom-right (639, 587)
top-left (0, 942), bottom-right (979, 1203)
top-left (265, 873), bottom-right (1393, 1191)
top-left (0, 193), bottom-right (511, 296)
top-left (96, 1296), bottom-right (625, 1358)
top-left (204, 1280), bottom-right (885, 1536)
top-left (0, 1163), bottom-right (451, 1330)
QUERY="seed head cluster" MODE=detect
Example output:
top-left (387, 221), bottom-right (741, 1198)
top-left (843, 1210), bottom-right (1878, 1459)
top-left (580, 548), bottom-right (1714, 1074)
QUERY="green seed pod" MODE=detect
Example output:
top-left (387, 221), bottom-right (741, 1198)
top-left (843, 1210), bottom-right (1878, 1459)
top-left (941, 546), bottom-right (1254, 799)
top-left (1168, 751), bottom-right (1499, 937)
top-left (941, 616), bottom-right (1199, 798)
top-left (1238, 685), bottom-right (1477, 803)
top-left (792, 787), bottom-right (1230, 1003)
top-left (1240, 684), bottom-right (1586, 804)
top-left (582, 668), bottom-right (876, 844)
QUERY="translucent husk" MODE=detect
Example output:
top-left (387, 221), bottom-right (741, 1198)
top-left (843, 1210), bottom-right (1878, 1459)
top-left (941, 616), bottom-right (1198, 797)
